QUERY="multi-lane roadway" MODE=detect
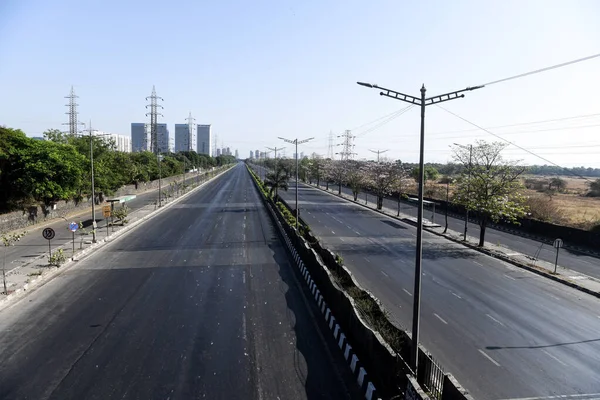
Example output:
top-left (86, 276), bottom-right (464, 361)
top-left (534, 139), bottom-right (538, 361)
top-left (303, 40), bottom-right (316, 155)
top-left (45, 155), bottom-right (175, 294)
top-left (0, 164), bottom-right (361, 400)
top-left (336, 184), bottom-right (600, 279)
top-left (278, 182), bottom-right (600, 400)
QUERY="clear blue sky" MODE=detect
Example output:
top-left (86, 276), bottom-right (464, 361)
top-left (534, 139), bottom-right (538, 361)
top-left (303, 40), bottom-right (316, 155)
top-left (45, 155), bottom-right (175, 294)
top-left (1, 0), bottom-right (600, 167)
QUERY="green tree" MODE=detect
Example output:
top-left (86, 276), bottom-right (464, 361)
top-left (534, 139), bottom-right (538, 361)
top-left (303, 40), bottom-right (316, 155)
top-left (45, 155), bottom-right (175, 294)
top-left (452, 141), bottom-right (527, 247)
top-left (549, 177), bottom-right (567, 192)
top-left (43, 128), bottom-right (69, 143)
top-left (264, 165), bottom-right (290, 198)
top-left (587, 178), bottom-right (600, 197)
top-left (411, 165), bottom-right (440, 183)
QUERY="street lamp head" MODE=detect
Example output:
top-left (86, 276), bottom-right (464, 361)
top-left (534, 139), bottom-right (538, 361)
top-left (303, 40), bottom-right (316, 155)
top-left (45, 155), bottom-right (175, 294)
top-left (357, 81), bottom-right (374, 88)
top-left (467, 85), bottom-right (485, 91)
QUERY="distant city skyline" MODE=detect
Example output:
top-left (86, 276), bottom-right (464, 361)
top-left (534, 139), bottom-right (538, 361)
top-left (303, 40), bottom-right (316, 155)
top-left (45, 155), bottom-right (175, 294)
top-left (2, 2), bottom-right (600, 167)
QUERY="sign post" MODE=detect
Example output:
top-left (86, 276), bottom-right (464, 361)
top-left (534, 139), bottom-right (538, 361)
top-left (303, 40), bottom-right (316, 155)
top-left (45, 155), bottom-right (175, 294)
top-left (103, 205), bottom-right (111, 236)
top-left (553, 238), bottom-right (563, 274)
top-left (42, 228), bottom-right (55, 258)
top-left (69, 222), bottom-right (78, 257)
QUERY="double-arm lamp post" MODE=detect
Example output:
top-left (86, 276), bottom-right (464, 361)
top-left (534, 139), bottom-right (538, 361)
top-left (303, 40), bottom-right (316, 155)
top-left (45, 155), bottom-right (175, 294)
top-left (278, 137), bottom-right (313, 230)
top-left (357, 81), bottom-right (483, 374)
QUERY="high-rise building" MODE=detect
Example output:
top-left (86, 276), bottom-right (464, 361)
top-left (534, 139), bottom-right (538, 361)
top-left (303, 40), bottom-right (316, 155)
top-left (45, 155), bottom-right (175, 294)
top-left (226, 147), bottom-right (231, 156)
top-left (255, 150), bottom-right (259, 159)
top-left (94, 131), bottom-right (131, 153)
top-left (196, 124), bottom-right (212, 156)
top-left (156, 123), bottom-right (171, 153)
top-left (249, 150), bottom-right (253, 159)
top-left (174, 124), bottom-right (196, 152)
top-left (131, 123), bottom-right (150, 152)
top-left (235, 149), bottom-right (239, 159)
top-left (217, 148), bottom-right (221, 156)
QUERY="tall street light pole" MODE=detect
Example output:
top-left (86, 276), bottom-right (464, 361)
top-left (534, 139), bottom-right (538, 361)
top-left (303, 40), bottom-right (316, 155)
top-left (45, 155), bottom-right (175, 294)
top-left (278, 137), bottom-right (313, 230)
top-left (88, 120), bottom-right (97, 243)
top-left (266, 146), bottom-right (285, 196)
top-left (369, 148), bottom-right (389, 163)
top-left (357, 81), bottom-right (483, 374)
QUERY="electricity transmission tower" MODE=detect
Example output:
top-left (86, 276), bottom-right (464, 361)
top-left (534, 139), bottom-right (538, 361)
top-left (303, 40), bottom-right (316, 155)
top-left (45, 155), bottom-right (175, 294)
top-left (327, 131), bottom-right (335, 159)
top-left (63, 86), bottom-right (81, 136)
top-left (336, 130), bottom-right (356, 160)
top-left (369, 148), bottom-right (389, 163)
top-left (145, 85), bottom-right (164, 206)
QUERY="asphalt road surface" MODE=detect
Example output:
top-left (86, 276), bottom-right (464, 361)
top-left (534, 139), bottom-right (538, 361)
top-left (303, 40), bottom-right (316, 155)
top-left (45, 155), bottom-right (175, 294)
top-left (0, 164), bottom-right (361, 400)
top-left (335, 183), bottom-right (600, 279)
top-left (2, 174), bottom-right (201, 274)
top-left (278, 182), bottom-right (600, 400)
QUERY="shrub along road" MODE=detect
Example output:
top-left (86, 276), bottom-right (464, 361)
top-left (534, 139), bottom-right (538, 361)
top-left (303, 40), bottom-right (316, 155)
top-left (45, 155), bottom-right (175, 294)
top-left (278, 182), bottom-right (600, 400)
top-left (0, 164), bottom-right (361, 400)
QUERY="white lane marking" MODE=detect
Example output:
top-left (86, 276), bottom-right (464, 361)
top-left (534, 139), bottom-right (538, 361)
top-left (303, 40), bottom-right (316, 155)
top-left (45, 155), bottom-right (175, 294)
top-left (402, 288), bottom-right (412, 297)
top-left (244, 215), bottom-right (246, 220)
top-left (354, 230), bottom-right (361, 235)
top-left (381, 270), bottom-right (389, 278)
top-left (451, 292), bottom-right (462, 299)
top-left (331, 230), bottom-right (335, 235)
top-left (365, 257), bottom-right (371, 263)
top-left (542, 350), bottom-right (568, 367)
top-left (473, 261), bottom-right (483, 266)
top-left (548, 294), bottom-right (560, 301)
top-left (498, 393), bottom-right (600, 400)
top-left (503, 274), bottom-right (516, 280)
top-left (486, 314), bottom-right (506, 327)
top-left (478, 349), bottom-right (501, 366)
top-left (433, 313), bottom-right (448, 325)
top-left (243, 271), bottom-right (246, 284)
top-left (346, 225), bottom-right (352, 229)
top-left (340, 237), bottom-right (345, 242)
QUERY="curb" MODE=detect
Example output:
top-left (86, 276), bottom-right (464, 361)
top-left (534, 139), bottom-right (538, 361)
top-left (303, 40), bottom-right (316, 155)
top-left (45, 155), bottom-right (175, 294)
top-left (307, 183), bottom-right (600, 301)
top-left (0, 166), bottom-right (235, 311)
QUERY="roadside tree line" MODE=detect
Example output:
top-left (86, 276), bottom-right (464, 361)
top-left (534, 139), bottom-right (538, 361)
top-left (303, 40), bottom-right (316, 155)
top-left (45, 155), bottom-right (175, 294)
top-left (252, 140), bottom-right (529, 247)
top-left (0, 126), bottom-right (236, 212)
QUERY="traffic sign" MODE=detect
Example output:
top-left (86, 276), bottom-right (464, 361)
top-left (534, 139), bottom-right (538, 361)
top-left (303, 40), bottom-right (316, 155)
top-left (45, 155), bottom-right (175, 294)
top-left (553, 238), bottom-right (563, 248)
top-left (42, 227), bottom-right (55, 240)
top-left (102, 205), bottom-right (111, 217)
top-left (69, 222), bottom-right (78, 232)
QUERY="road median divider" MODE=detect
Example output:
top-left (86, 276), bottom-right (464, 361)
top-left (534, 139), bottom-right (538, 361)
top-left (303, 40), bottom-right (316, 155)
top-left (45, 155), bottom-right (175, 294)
top-left (246, 164), bottom-right (474, 400)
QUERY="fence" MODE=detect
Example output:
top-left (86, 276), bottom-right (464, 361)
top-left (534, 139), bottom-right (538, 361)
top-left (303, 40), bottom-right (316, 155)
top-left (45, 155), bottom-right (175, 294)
top-left (418, 350), bottom-right (445, 399)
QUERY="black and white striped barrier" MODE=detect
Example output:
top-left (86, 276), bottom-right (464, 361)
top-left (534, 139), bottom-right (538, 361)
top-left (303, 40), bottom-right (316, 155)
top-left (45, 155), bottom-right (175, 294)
top-left (272, 205), bottom-right (380, 400)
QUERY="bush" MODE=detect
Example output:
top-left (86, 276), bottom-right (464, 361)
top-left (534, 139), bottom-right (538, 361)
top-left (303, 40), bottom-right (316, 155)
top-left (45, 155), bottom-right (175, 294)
top-left (524, 178), bottom-right (549, 191)
top-left (48, 249), bottom-right (66, 267)
top-left (524, 195), bottom-right (564, 223)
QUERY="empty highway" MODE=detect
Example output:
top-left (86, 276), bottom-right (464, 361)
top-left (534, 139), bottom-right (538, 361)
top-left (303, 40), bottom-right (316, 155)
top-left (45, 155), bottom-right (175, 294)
top-left (336, 184), bottom-right (600, 279)
top-left (0, 164), bottom-right (361, 400)
top-left (278, 182), bottom-right (600, 400)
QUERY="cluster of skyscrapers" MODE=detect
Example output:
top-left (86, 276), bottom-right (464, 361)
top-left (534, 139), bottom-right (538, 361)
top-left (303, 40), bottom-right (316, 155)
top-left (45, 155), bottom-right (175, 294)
top-left (130, 123), bottom-right (213, 155)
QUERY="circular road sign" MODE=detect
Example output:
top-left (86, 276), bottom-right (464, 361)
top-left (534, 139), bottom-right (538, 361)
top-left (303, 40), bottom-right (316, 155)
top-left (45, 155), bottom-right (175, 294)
top-left (69, 222), bottom-right (78, 232)
top-left (42, 227), bottom-right (56, 240)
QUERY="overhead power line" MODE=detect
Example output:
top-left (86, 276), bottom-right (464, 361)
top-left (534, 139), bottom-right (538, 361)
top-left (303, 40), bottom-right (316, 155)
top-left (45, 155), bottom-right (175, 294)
top-left (479, 52), bottom-right (600, 87)
top-left (428, 112), bottom-right (600, 135)
top-left (437, 105), bottom-right (595, 182)
top-left (355, 105), bottom-right (415, 138)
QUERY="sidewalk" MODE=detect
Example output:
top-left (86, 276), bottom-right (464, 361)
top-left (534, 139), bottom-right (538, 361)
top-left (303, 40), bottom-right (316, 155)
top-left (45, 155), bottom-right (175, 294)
top-left (310, 182), bottom-right (600, 299)
top-left (0, 166), bottom-right (233, 306)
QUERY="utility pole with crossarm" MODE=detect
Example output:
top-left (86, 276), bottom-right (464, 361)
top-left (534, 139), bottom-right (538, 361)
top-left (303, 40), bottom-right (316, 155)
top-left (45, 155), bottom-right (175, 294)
top-left (357, 81), bottom-right (484, 375)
